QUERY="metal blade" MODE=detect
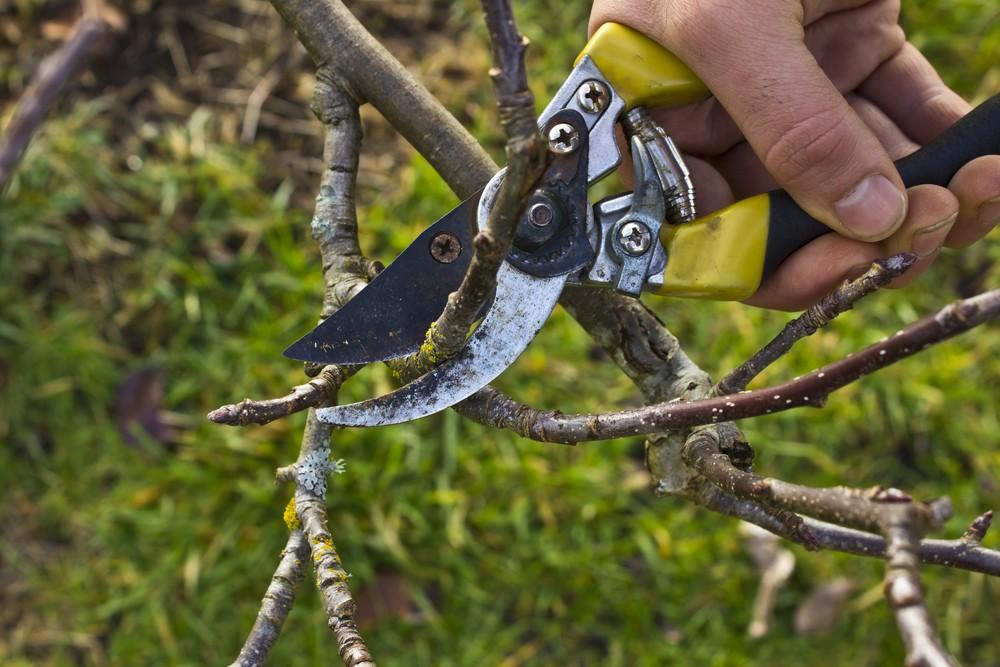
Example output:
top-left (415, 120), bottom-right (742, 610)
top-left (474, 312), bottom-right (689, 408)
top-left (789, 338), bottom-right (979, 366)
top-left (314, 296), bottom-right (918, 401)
top-left (283, 191), bottom-right (481, 364)
top-left (316, 264), bottom-right (567, 426)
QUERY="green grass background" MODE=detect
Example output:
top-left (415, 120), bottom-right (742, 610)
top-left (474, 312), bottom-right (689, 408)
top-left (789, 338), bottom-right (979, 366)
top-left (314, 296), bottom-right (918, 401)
top-left (1, 1), bottom-right (999, 665)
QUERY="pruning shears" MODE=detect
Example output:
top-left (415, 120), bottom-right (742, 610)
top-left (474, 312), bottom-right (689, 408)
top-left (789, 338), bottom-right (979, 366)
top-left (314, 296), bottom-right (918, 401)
top-left (284, 23), bottom-right (1000, 427)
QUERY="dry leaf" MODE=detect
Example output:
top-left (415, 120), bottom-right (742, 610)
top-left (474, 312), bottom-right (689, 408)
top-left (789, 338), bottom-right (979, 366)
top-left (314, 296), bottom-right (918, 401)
top-left (114, 366), bottom-right (173, 447)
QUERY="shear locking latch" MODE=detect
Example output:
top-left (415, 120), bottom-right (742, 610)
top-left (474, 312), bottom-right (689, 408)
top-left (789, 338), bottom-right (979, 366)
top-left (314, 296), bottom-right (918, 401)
top-left (584, 109), bottom-right (695, 296)
top-left (620, 107), bottom-right (697, 225)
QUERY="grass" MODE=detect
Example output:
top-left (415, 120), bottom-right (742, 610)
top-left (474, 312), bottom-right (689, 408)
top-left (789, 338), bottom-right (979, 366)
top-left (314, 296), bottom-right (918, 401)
top-left (1, 1), bottom-right (999, 665)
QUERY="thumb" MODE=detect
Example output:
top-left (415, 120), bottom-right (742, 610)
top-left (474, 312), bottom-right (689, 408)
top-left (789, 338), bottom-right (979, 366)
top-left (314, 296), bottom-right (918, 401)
top-left (596, 1), bottom-right (908, 241)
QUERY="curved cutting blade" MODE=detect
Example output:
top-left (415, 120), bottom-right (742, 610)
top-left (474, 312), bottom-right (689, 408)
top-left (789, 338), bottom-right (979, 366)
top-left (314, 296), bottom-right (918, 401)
top-left (283, 191), bottom-right (481, 364)
top-left (316, 264), bottom-right (567, 426)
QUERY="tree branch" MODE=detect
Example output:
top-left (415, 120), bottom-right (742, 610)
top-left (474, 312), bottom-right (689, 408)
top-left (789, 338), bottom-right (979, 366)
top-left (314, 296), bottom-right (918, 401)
top-left (394, 0), bottom-right (547, 379)
top-left (291, 413), bottom-right (374, 667)
top-left (715, 254), bottom-right (916, 395)
top-left (881, 506), bottom-right (957, 667)
top-left (462, 288), bottom-right (1000, 444)
top-left (683, 430), bottom-right (943, 536)
top-left (209, 64), bottom-right (379, 428)
top-left (228, 529), bottom-right (310, 667)
top-left (0, 11), bottom-right (109, 192)
top-left (227, 66), bottom-right (375, 667)
top-left (209, 365), bottom-right (354, 426)
top-left (694, 483), bottom-right (1000, 575)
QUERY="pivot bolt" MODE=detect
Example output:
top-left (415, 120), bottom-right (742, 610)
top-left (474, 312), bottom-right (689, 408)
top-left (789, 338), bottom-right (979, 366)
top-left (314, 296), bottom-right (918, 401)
top-left (576, 80), bottom-right (609, 114)
top-left (618, 221), bottom-right (652, 256)
top-left (528, 202), bottom-right (554, 227)
top-left (547, 123), bottom-right (579, 155)
top-left (429, 231), bottom-right (462, 264)
top-left (514, 192), bottom-right (564, 252)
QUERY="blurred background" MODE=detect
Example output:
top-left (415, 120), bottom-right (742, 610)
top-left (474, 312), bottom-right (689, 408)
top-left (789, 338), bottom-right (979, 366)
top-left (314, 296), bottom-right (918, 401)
top-left (1, 1), bottom-right (999, 665)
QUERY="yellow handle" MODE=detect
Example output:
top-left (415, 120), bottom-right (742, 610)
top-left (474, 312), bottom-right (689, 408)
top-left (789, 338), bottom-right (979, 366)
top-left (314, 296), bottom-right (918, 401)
top-left (580, 23), bottom-right (767, 300)
top-left (655, 195), bottom-right (771, 301)
top-left (577, 23), bottom-right (709, 109)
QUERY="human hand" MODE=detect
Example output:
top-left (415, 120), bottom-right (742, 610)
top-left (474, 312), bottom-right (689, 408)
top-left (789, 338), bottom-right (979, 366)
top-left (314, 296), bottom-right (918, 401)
top-left (590, 0), bottom-right (1000, 309)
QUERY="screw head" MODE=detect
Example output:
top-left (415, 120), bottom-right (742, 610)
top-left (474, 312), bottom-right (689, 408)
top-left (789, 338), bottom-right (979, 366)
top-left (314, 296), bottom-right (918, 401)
top-left (528, 202), bottom-right (554, 227)
top-left (547, 123), bottom-right (579, 155)
top-left (617, 221), bottom-right (652, 256)
top-left (429, 231), bottom-right (462, 264)
top-left (576, 80), bottom-right (609, 114)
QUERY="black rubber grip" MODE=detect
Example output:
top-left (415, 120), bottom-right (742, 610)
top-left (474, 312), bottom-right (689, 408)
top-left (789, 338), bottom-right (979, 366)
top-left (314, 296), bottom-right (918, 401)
top-left (762, 92), bottom-right (1000, 279)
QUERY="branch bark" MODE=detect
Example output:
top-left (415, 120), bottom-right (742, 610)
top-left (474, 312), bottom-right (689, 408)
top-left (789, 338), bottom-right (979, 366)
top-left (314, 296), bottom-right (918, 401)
top-left (228, 530), bottom-right (310, 667)
top-left (715, 254), bottom-right (916, 395)
top-left (695, 484), bottom-right (1000, 575)
top-left (229, 66), bottom-right (375, 667)
top-left (0, 13), bottom-right (109, 192)
top-left (292, 413), bottom-right (374, 667)
top-left (881, 506), bottom-right (957, 667)
top-left (209, 365), bottom-right (354, 426)
top-left (394, 0), bottom-right (547, 379)
top-left (460, 288), bottom-right (1000, 444)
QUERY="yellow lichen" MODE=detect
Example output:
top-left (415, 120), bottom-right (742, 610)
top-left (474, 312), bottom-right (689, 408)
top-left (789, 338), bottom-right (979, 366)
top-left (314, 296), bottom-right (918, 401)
top-left (418, 321), bottom-right (441, 364)
top-left (283, 497), bottom-right (300, 531)
top-left (311, 534), bottom-right (334, 551)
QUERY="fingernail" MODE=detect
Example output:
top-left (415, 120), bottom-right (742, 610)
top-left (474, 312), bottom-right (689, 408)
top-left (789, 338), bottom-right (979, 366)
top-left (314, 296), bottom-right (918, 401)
top-left (835, 174), bottom-right (907, 239)
top-left (912, 213), bottom-right (958, 258)
top-left (977, 197), bottom-right (1000, 231)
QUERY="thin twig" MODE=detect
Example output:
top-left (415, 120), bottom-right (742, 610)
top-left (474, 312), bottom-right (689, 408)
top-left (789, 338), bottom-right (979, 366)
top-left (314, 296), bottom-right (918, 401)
top-left (0, 14), bottom-right (108, 192)
top-left (209, 65), bottom-right (380, 428)
top-left (291, 73), bottom-right (376, 667)
top-left (461, 289), bottom-right (1000, 444)
top-left (242, 43), bottom-right (308, 144)
top-left (228, 529), bottom-right (310, 667)
top-left (715, 254), bottom-right (916, 395)
top-left (683, 430), bottom-right (937, 534)
top-left (696, 483), bottom-right (1000, 576)
top-left (309, 65), bottom-right (381, 318)
top-left (209, 365), bottom-right (354, 426)
top-left (881, 506), bottom-right (957, 667)
top-left (393, 0), bottom-right (546, 379)
top-left (227, 65), bottom-right (376, 667)
top-left (292, 413), bottom-right (374, 667)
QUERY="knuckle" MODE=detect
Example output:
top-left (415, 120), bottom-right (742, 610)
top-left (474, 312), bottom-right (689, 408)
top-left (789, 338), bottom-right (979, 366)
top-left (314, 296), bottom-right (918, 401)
top-left (762, 105), bottom-right (856, 187)
top-left (873, 0), bottom-right (905, 52)
top-left (881, 0), bottom-right (902, 23)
